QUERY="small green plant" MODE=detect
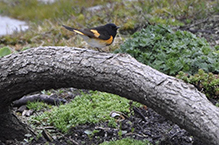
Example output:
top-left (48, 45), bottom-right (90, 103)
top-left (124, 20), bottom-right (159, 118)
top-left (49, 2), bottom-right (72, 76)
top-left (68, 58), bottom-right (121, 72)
top-left (84, 129), bottom-right (100, 140)
top-left (131, 127), bottom-right (135, 133)
top-left (26, 101), bottom-right (52, 111)
top-left (100, 137), bottom-right (152, 145)
top-left (177, 69), bottom-right (219, 98)
top-left (23, 134), bottom-right (34, 143)
top-left (21, 47), bottom-right (30, 51)
top-left (31, 91), bottom-right (141, 133)
top-left (115, 25), bottom-right (219, 75)
top-left (0, 47), bottom-right (11, 57)
top-left (216, 102), bottom-right (219, 107)
top-left (108, 119), bottom-right (117, 128)
top-left (118, 130), bottom-right (123, 139)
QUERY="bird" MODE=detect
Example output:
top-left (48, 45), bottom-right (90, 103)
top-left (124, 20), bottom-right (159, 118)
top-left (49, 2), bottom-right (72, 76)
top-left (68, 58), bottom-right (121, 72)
top-left (62, 23), bottom-right (119, 51)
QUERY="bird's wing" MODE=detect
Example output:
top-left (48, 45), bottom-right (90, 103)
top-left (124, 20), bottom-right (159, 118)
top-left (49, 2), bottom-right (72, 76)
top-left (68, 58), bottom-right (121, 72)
top-left (62, 25), bottom-right (97, 38)
top-left (62, 25), bottom-right (110, 40)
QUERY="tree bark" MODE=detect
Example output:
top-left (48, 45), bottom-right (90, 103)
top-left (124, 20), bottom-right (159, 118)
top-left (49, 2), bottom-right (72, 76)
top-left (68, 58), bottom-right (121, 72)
top-left (0, 107), bottom-right (33, 142)
top-left (0, 46), bottom-right (218, 144)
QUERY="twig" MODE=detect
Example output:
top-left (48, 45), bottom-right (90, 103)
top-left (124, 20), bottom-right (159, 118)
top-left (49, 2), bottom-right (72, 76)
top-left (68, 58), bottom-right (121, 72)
top-left (133, 107), bottom-right (147, 122)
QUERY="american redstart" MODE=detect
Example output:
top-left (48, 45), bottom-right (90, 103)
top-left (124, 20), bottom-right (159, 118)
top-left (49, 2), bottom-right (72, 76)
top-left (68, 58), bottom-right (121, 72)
top-left (62, 23), bottom-right (119, 51)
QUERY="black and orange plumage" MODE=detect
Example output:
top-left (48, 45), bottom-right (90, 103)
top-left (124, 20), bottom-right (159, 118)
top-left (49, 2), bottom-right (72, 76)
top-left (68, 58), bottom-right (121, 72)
top-left (62, 23), bottom-right (119, 51)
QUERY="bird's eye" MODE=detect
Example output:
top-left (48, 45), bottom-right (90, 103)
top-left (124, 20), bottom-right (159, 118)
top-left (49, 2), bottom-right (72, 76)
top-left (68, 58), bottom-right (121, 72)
top-left (111, 25), bottom-right (116, 29)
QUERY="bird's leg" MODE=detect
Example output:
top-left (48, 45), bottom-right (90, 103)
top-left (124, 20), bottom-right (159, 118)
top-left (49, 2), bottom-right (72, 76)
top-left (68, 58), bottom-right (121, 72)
top-left (95, 47), bottom-right (103, 52)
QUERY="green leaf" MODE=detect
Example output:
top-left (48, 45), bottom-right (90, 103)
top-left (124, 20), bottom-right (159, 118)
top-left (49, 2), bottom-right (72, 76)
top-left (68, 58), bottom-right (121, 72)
top-left (115, 24), bottom-right (218, 75)
top-left (84, 130), bottom-right (93, 135)
top-left (0, 47), bottom-right (11, 58)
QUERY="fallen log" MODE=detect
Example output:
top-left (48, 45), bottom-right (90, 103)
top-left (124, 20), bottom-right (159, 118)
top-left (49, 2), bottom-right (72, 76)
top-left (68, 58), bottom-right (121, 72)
top-left (0, 46), bottom-right (218, 144)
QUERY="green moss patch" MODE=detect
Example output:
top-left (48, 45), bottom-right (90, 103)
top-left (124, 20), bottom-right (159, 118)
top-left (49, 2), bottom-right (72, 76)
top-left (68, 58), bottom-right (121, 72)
top-left (31, 91), bottom-right (141, 133)
top-left (177, 69), bottom-right (219, 99)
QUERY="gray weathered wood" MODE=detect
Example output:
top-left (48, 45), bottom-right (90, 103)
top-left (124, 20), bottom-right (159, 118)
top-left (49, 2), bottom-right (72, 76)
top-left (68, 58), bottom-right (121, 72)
top-left (0, 46), bottom-right (218, 144)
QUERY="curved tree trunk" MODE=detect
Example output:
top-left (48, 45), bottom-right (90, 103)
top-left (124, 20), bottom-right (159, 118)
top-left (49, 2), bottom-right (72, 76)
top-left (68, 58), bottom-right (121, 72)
top-left (0, 46), bottom-right (218, 144)
top-left (0, 107), bottom-right (33, 142)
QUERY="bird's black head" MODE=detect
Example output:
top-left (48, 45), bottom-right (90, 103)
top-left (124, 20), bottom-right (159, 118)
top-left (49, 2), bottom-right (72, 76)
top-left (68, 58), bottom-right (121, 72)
top-left (105, 23), bottom-right (119, 37)
top-left (105, 23), bottom-right (119, 30)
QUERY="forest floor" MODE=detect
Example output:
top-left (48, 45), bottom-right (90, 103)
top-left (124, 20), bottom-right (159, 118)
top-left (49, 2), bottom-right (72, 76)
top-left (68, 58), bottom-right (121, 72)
top-left (8, 14), bottom-right (219, 145)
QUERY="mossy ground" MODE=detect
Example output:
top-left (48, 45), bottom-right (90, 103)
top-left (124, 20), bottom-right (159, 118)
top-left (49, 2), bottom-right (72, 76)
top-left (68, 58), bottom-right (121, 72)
top-left (30, 91), bottom-right (141, 133)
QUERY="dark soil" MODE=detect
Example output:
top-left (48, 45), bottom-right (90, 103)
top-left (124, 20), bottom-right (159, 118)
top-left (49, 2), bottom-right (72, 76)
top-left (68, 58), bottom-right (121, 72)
top-left (65, 107), bottom-right (199, 145)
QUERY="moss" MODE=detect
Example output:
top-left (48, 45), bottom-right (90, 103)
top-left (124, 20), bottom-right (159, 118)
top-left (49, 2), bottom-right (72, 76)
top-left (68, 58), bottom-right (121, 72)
top-left (27, 101), bottom-right (52, 111)
top-left (31, 91), bottom-right (141, 133)
top-left (177, 69), bottom-right (219, 98)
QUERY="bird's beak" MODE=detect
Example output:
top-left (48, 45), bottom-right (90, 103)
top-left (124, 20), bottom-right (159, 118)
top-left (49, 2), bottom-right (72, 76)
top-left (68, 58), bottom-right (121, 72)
top-left (117, 26), bottom-right (120, 29)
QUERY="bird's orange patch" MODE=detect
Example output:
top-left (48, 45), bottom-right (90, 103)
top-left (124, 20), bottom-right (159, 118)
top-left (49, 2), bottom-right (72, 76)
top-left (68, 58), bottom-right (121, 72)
top-left (73, 30), bottom-right (85, 35)
top-left (103, 36), bottom-right (113, 45)
top-left (90, 29), bottom-right (100, 38)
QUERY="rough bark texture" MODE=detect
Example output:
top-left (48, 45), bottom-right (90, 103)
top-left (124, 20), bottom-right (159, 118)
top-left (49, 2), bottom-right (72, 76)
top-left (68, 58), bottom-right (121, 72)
top-left (0, 107), bottom-right (33, 142)
top-left (0, 46), bottom-right (218, 144)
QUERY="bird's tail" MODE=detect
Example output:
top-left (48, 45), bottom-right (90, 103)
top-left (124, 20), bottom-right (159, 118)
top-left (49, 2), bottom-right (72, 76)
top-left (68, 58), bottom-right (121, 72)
top-left (62, 25), bottom-right (85, 36)
top-left (62, 25), bottom-right (75, 32)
